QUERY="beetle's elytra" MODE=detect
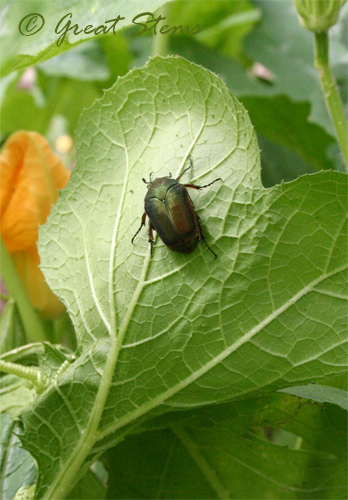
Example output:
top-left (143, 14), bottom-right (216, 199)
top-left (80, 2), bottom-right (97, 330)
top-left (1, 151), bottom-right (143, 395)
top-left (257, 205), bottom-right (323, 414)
top-left (131, 156), bottom-right (221, 258)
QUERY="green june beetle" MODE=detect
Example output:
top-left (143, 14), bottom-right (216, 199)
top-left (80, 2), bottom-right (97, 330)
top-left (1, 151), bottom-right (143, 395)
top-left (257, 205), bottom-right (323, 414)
top-left (131, 156), bottom-right (221, 258)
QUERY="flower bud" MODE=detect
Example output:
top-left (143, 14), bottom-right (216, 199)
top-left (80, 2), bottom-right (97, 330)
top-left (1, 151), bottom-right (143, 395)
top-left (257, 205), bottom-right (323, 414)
top-left (294, 0), bottom-right (346, 32)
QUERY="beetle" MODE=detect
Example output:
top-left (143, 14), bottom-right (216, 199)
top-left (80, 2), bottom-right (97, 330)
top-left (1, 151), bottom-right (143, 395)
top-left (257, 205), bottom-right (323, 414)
top-left (131, 156), bottom-right (221, 258)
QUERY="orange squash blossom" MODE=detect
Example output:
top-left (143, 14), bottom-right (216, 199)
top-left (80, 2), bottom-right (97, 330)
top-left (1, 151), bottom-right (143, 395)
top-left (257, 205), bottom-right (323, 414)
top-left (0, 131), bottom-right (70, 318)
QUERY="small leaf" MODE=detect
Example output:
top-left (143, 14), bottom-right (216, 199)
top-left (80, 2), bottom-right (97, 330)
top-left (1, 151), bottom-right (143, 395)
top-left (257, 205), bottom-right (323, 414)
top-left (280, 385), bottom-right (348, 411)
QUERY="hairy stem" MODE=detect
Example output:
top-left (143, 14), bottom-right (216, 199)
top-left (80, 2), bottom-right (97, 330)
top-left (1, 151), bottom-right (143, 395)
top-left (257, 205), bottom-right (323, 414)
top-left (314, 31), bottom-right (348, 170)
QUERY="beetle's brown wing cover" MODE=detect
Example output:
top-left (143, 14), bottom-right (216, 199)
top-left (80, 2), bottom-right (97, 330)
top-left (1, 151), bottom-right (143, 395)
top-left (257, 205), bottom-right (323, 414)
top-left (145, 184), bottom-right (198, 253)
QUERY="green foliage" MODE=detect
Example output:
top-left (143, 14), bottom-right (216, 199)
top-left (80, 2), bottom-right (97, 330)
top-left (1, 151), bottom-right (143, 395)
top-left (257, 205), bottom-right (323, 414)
top-left (0, 2), bottom-right (347, 499)
top-left (105, 394), bottom-right (347, 499)
top-left (0, 413), bottom-right (37, 500)
top-left (0, 0), bottom-right (169, 76)
top-left (0, 300), bottom-right (26, 355)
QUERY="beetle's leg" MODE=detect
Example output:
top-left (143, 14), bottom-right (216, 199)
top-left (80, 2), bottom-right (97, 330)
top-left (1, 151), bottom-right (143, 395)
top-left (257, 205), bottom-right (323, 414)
top-left (148, 222), bottom-right (155, 256)
top-left (183, 177), bottom-right (222, 190)
top-left (131, 212), bottom-right (146, 244)
top-left (176, 155), bottom-right (193, 181)
top-left (196, 214), bottom-right (218, 259)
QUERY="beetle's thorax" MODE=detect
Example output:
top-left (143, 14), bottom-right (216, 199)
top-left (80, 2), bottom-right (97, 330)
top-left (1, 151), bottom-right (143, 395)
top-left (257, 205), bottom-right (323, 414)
top-left (145, 177), bottom-right (178, 201)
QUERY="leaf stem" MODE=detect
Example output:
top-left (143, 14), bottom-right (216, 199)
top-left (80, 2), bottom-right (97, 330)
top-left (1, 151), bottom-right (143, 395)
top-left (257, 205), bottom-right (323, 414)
top-left (314, 31), bottom-right (348, 170)
top-left (0, 237), bottom-right (47, 342)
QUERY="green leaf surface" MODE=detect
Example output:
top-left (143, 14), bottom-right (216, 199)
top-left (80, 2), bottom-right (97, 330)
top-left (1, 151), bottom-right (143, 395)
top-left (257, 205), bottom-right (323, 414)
top-left (38, 343), bottom-right (74, 379)
top-left (0, 375), bottom-right (34, 417)
top-left (0, 0), bottom-right (169, 76)
top-left (280, 384), bottom-right (348, 411)
top-left (21, 56), bottom-right (347, 499)
top-left (0, 413), bottom-right (37, 500)
top-left (105, 395), bottom-right (347, 499)
top-left (0, 377), bottom-right (31, 416)
top-left (258, 136), bottom-right (314, 188)
top-left (66, 468), bottom-right (106, 500)
top-left (241, 96), bottom-right (340, 172)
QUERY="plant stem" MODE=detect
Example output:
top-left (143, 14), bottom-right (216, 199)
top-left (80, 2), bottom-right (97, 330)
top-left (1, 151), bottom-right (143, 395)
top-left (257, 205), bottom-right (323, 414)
top-left (314, 31), bottom-right (348, 170)
top-left (0, 237), bottom-right (47, 342)
top-left (151, 3), bottom-right (171, 56)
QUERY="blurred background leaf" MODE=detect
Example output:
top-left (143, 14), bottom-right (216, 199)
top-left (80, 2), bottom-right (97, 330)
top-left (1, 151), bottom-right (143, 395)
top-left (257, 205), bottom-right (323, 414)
top-left (1, 0), bottom-right (346, 183)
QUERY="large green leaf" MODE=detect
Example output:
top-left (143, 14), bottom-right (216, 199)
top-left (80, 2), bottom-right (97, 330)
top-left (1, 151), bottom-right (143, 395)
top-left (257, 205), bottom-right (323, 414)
top-left (21, 57), bottom-right (347, 499)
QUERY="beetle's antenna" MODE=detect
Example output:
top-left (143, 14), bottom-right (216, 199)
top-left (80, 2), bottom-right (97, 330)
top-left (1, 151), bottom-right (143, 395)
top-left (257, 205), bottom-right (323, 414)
top-left (168, 172), bottom-right (172, 178)
top-left (198, 178), bottom-right (222, 190)
top-left (177, 155), bottom-right (193, 181)
top-left (149, 172), bottom-right (155, 182)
